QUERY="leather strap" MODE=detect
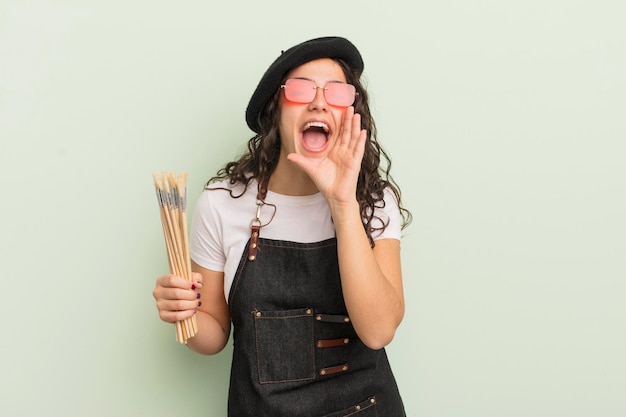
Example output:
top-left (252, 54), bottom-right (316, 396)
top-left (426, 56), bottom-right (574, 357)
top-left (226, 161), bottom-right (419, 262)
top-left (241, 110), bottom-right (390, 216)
top-left (248, 177), bottom-right (269, 262)
top-left (319, 364), bottom-right (349, 376)
top-left (316, 338), bottom-right (350, 348)
top-left (248, 225), bottom-right (260, 261)
top-left (256, 178), bottom-right (268, 201)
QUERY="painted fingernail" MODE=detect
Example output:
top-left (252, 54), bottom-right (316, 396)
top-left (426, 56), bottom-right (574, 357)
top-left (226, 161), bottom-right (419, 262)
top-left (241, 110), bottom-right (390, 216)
top-left (197, 301), bottom-right (202, 307)
top-left (191, 284), bottom-right (196, 290)
top-left (196, 293), bottom-right (201, 299)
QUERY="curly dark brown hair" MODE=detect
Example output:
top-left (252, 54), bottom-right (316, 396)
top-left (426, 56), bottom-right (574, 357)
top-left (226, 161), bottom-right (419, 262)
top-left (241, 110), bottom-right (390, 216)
top-left (207, 59), bottom-right (412, 246)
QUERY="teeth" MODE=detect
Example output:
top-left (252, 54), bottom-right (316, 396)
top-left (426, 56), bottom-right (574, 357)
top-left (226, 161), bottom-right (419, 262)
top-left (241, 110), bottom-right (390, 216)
top-left (303, 122), bottom-right (329, 132)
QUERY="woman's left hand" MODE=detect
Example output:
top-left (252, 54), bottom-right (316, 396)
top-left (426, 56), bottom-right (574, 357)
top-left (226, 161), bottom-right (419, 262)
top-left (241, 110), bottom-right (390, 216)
top-left (287, 106), bottom-right (367, 205)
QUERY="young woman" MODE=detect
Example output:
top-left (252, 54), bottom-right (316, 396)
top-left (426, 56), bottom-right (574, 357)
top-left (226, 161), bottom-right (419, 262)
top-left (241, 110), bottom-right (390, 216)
top-left (153, 36), bottom-right (412, 416)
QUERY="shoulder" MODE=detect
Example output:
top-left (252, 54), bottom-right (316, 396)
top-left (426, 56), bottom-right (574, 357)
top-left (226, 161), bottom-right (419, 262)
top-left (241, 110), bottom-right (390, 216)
top-left (192, 178), bottom-right (257, 231)
top-left (197, 178), bottom-right (256, 207)
top-left (370, 186), bottom-right (402, 241)
top-left (205, 178), bottom-right (253, 197)
top-left (381, 186), bottom-right (400, 209)
top-left (370, 186), bottom-right (400, 217)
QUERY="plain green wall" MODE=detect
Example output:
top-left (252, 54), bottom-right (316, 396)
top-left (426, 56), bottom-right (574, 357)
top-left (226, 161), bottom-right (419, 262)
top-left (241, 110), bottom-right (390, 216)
top-left (1, 0), bottom-right (624, 416)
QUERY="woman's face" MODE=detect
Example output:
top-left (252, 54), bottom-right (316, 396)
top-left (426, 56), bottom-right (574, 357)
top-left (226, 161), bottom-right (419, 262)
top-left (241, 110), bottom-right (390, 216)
top-left (278, 58), bottom-right (349, 163)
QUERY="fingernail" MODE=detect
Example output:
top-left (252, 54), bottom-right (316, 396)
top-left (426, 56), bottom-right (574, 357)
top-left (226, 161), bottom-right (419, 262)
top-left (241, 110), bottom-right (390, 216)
top-left (197, 301), bottom-right (202, 307)
top-left (191, 284), bottom-right (196, 290)
top-left (196, 293), bottom-right (201, 299)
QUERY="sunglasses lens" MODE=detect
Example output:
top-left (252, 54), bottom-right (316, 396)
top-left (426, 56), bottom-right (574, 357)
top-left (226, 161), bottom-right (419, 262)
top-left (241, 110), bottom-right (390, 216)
top-left (282, 79), bottom-right (356, 107)
top-left (283, 79), bottom-right (316, 103)
top-left (325, 83), bottom-right (356, 107)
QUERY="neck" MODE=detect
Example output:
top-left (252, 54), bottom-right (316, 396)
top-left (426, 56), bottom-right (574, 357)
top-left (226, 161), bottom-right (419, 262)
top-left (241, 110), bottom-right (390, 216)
top-left (269, 153), bottom-right (318, 196)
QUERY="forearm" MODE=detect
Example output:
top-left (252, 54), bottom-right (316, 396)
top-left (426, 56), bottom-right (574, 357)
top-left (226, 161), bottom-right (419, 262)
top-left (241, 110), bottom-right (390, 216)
top-left (186, 264), bottom-right (232, 355)
top-left (185, 311), bottom-right (230, 355)
top-left (331, 201), bottom-right (405, 350)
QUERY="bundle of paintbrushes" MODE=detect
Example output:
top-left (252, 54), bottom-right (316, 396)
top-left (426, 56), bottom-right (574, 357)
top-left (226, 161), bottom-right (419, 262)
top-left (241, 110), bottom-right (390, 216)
top-left (152, 171), bottom-right (198, 344)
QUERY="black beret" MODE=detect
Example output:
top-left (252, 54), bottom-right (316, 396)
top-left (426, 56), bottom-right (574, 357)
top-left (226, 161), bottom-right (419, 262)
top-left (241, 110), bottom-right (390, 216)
top-left (245, 36), bottom-right (364, 133)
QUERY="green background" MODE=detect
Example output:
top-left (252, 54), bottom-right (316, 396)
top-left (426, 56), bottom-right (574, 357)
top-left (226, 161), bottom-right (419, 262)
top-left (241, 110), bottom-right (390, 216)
top-left (1, 0), bottom-right (624, 416)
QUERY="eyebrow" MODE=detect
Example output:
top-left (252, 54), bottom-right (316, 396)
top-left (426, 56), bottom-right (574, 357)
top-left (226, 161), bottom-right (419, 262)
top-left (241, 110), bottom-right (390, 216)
top-left (292, 76), bottom-right (347, 84)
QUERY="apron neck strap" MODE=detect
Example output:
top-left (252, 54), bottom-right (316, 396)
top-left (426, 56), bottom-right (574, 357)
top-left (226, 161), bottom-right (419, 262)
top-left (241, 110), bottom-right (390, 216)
top-left (248, 176), bottom-right (270, 262)
top-left (256, 177), bottom-right (269, 201)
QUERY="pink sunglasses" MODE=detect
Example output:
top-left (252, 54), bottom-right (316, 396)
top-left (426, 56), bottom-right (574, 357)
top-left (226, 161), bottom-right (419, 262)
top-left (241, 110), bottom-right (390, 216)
top-left (280, 78), bottom-right (357, 107)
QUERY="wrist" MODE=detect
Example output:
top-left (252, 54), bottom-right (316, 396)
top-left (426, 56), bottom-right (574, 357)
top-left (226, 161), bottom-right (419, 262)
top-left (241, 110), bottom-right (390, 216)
top-left (328, 199), bottom-right (361, 226)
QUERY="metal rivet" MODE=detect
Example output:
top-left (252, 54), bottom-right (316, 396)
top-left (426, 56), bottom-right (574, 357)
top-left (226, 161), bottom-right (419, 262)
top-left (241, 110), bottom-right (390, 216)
top-left (316, 315), bottom-right (322, 321)
top-left (342, 365), bottom-right (348, 371)
top-left (252, 232), bottom-right (258, 237)
top-left (249, 255), bottom-right (255, 261)
top-left (320, 370), bottom-right (326, 375)
top-left (343, 338), bottom-right (349, 344)
top-left (251, 243), bottom-right (257, 248)
top-left (306, 309), bottom-right (312, 315)
top-left (371, 398), bottom-right (376, 404)
top-left (255, 312), bottom-right (261, 317)
top-left (344, 317), bottom-right (350, 322)
top-left (355, 405), bottom-right (361, 411)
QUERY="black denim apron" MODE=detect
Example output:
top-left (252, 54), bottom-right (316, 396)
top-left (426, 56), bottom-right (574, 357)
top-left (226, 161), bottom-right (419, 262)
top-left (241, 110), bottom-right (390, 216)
top-left (227, 230), bottom-right (407, 416)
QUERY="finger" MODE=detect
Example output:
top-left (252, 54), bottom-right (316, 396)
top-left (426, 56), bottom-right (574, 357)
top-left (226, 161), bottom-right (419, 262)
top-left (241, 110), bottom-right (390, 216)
top-left (167, 286), bottom-right (200, 301)
top-left (158, 296), bottom-right (200, 311)
top-left (158, 306), bottom-right (198, 324)
top-left (340, 106), bottom-right (355, 145)
top-left (154, 280), bottom-right (199, 302)
top-left (155, 291), bottom-right (201, 321)
top-left (353, 128), bottom-right (367, 160)
top-left (191, 272), bottom-right (204, 289)
top-left (348, 112), bottom-right (362, 150)
top-left (156, 273), bottom-right (188, 289)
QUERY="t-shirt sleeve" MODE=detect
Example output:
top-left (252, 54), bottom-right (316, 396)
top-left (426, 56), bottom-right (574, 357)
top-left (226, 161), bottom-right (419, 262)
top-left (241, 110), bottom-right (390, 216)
top-left (370, 187), bottom-right (403, 242)
top-left (189, 190), bottom-right (226, 272)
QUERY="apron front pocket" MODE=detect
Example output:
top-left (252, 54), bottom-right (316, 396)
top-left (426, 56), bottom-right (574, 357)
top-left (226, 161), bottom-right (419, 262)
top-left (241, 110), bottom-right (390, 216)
top-left (253, 307), bottom-right (316, 384)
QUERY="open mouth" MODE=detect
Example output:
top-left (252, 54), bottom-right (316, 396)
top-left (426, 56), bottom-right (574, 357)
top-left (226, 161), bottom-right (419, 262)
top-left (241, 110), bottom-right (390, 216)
top-left (301, 121), bottom-right (330, 152)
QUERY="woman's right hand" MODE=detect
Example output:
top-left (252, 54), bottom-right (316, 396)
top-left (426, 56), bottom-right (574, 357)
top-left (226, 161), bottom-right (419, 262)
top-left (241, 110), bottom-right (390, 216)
top-left (152, 273), bottom-right (203, 323)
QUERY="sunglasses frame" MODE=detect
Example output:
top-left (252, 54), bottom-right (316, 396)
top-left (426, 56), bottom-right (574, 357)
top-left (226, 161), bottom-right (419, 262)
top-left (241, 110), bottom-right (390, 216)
top-left (280, 78), bottom-right (358, 107)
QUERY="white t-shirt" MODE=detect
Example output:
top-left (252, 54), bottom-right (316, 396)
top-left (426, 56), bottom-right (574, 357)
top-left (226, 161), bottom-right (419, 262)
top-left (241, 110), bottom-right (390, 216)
top-left (190, 178), bottom-right (402, 301)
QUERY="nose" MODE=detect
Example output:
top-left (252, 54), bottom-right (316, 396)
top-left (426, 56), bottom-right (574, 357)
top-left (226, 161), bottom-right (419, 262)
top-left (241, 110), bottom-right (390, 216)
top-left (309, 86), bottom-right (328, 111)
